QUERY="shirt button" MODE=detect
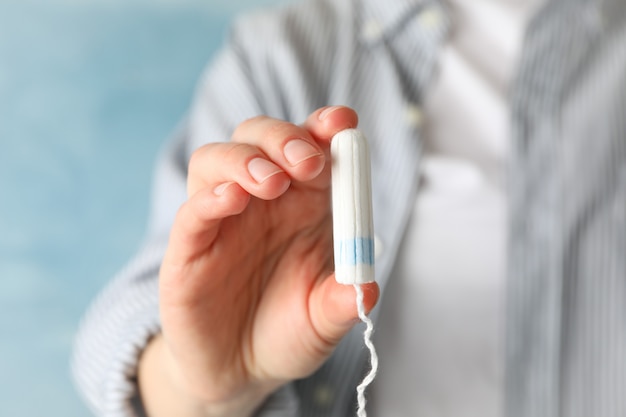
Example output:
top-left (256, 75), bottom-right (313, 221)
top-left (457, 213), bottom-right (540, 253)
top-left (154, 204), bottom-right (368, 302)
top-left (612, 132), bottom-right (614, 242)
top-left (312, 384), bottom-right (335, 408)
top-left (404, 103), bottom-right (424, 129)
top-left (361, 19), bottom-right (383, 42)
top-left (417, 6), bottom-right (444, 31)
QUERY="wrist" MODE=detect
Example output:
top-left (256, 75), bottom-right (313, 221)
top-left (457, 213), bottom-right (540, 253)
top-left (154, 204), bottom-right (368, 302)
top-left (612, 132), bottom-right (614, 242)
top-left (139, 334), bottom-right (278, 417)
top-left (199, 384), bottom-right (277, 417)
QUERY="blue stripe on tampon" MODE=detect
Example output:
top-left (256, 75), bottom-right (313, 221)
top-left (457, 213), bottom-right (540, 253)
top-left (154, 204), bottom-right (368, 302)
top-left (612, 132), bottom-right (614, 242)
top-left (336, 238), bottom-right (375, 266)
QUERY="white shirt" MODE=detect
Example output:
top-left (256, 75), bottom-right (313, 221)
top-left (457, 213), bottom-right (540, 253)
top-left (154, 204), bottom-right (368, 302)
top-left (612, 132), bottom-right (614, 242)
top-left (371, 1), bottom-right (543, 415)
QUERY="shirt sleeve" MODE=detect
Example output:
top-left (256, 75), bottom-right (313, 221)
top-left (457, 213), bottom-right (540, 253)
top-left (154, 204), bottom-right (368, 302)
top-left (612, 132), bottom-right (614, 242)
top-left (70, 13), bottom-right (303, 416)
top-left (70, 122), bottom-right (188, 417)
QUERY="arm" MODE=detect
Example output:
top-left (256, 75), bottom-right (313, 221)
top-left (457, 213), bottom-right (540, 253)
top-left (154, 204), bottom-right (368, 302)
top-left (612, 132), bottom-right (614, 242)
top-left (72, 6), bottom-right (377, 416)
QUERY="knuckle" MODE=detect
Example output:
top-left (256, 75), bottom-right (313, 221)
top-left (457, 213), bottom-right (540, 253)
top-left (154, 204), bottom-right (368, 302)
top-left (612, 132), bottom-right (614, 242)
top-left (233, 115), bottom-right (308, 146)
top-left (189, 142), bottom-right (249, 175)
top-left (222, 142), bottom-right (254, 162)
top-left (233, 115), bottom-right (271, 139)
top-left (263, 120), bottom-right (304, 144)
top-left (188, 143), bottom-right (214, 173)
top-left (178, 190), bottom-right (216, 231)
top-left (190, 191), bottom-right (214, 223)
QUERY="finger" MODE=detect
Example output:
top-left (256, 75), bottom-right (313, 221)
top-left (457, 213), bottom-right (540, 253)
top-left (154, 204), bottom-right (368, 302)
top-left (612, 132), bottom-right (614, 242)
top-left (310, 277), bottom-right (379, 346)
top-left (302, 106), bottom-right (359, 144)
top-left (188, 142), bottom-right (291, 200)
top-left (231, 116), bottom-right (326, 183)
top-left (162, 181), bottom-right (250, 269)
top-left (230, 107), bottom-right (358, 185)
top-left (297, 105), bottom-right (360, 191)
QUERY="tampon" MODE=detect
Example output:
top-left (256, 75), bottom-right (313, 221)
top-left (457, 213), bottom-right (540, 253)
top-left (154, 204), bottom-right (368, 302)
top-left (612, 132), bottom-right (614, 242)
top-left (330, 128), bottom-right (375, 285)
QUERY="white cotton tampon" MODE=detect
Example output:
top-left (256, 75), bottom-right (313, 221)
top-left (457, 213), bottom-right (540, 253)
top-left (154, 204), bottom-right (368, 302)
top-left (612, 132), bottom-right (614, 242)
top-left (331, 128), bottom-right (375, 285)
top-left (332, 129), bottom-right (378, 417)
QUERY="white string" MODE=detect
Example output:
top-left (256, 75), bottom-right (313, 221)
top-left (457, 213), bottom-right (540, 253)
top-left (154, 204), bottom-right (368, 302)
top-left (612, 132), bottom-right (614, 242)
top-left (353, 284), bottom-right (378, 417)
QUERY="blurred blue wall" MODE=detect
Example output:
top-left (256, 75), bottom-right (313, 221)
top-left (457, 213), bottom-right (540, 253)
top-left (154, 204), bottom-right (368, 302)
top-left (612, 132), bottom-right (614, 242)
top-left (0, 0), bottom-right (288, 415)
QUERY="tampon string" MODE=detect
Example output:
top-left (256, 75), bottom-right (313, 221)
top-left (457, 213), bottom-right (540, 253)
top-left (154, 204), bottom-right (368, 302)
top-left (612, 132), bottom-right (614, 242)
top-left (330, 128), bottom-right (377, 417)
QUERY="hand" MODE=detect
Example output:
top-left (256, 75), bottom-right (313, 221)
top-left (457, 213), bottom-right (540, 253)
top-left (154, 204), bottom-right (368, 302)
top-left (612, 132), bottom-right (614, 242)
top-left (140, 106), bottom-right (379, 417)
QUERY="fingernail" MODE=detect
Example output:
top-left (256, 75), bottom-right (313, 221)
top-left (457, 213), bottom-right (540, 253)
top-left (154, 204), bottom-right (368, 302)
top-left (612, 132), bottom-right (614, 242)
top-left (213, 181), bottom-right (234, 196)
top-left (284, 139), bottom-right (322, 166)
top-left (248, 158), bottom-right (284, 183)
top-left (319, 106), bottom-right (342, 121)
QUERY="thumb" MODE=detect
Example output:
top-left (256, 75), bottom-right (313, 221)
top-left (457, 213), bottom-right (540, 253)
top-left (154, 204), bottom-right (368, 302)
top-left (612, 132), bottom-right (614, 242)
top-left (310, 275), bottom-right (380, 346)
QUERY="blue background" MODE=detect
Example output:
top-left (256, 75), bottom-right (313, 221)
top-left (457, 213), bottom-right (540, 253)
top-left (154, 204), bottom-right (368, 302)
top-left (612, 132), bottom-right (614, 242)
top-left (0, 0), bottom-right (287, 414)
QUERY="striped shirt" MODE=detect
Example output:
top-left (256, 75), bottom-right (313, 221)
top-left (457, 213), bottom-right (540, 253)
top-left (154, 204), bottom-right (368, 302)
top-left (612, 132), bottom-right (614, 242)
top-left (72, 0), bottom-right (626, 416)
